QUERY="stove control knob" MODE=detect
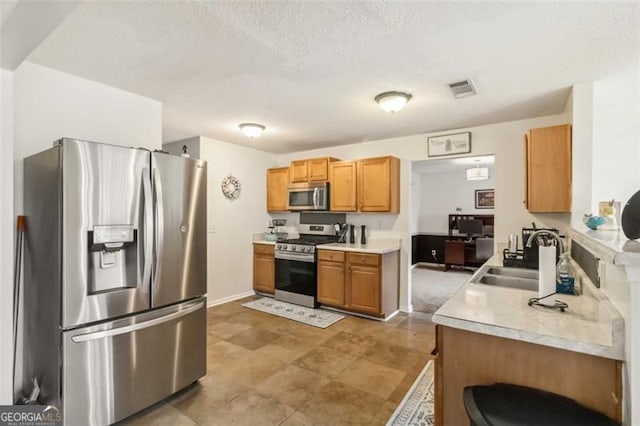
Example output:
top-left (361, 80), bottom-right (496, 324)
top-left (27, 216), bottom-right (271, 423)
top-left (306, 247), bottom-right (312, 252)
top-left (291, 246), bottom-right (297, 251)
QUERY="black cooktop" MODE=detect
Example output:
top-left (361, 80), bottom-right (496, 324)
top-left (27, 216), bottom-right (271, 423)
top-left (280, 235), bottom-right (338, 246)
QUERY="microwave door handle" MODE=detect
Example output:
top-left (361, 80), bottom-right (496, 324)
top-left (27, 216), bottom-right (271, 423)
top-left (313, 188), bottom-right (319, 209)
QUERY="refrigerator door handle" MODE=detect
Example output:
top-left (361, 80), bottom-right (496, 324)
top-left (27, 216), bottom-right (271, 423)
top-left (153, 167), bottom-right (164, 285)
top-left (142, 167), bottom-right (152, 288)
top-left (71, 299), bottom-right (204, 343)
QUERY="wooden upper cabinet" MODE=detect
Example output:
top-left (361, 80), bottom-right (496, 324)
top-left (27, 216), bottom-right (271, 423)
top-left (290, 157), bottom-right (339, 183)
top-left (357, 156), bottom-right (400, 213)
top-left (290, 160), bottom-right (309, 183)
top-left (329, 161), bottom-right (357, 212)
top-left (526, 124), bottom-right (572, 212)
top-left (266, 167), bottom-right (290, 212)
top-left (309, 158), bottom-right (330, 181)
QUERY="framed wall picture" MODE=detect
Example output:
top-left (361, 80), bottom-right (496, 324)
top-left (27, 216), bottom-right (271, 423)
top-left (475, 189), bottom-right (495, 209)
top-left (427, 132), bottom-right (471, 157)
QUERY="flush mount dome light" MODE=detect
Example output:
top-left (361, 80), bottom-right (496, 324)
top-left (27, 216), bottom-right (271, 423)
top-left (375, 91), bottom-right (412, 113)
top-left (239, 123), bottom-right (265, 138)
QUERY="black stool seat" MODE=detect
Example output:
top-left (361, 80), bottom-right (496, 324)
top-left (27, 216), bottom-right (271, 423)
top-left (463, 383), bottom-right (619, 426)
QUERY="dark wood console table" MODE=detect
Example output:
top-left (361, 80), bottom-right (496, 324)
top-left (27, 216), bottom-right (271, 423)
top-left (444, 239), bottom-right (486, 271)
top-left (443, 214), bottom-right (495, 271)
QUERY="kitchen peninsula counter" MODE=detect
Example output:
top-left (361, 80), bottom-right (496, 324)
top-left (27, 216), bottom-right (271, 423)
top-left (433, 255), bottom-right (624, 360)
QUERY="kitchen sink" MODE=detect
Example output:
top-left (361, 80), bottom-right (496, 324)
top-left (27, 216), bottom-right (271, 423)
top-left (471, 266), bottom-right (539, 291)
top-left (486, 267), bottom-right (539, 280)
top-left (476, 275), bottom-right (538, 291)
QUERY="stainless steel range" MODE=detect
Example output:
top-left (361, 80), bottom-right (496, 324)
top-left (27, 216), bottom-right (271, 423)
top-left (274, 224), bottom-right (338, 308)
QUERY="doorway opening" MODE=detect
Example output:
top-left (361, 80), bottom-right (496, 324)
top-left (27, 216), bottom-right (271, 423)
top-left (409, 155), bottom-right (496, 315)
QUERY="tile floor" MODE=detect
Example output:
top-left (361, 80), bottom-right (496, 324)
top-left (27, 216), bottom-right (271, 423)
top-left (122, 295), bottom-right (436, 425)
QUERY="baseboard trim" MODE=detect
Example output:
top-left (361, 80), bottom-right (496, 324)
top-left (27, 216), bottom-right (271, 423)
top-left (207, 291), bottom-right (255, 308)
top-left (400, 304), bottom-right (413, 314)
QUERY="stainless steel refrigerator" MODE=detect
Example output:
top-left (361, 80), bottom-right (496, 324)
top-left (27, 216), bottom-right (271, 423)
top-left (22, 138), bottom-right (207, 425)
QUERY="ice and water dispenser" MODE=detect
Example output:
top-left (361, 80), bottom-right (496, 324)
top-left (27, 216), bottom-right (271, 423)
top-left (88, 225), bottom-right (138, 293)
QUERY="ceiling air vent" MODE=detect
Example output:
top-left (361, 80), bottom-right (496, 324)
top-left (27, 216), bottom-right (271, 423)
top-left (448, 79), bottom-right (478, 98)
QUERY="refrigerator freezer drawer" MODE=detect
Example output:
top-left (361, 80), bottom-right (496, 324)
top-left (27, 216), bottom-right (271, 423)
top-left (62, 298), bottom-right (206, 426)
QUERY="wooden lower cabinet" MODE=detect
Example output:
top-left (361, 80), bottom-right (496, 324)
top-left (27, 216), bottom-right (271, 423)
top-left (435, 325), bottom-right (622, 425)
top-left (316, 249), bottom-right (398, 317)
top-left (346, 263), bottom-right (380, 315)
top-left (317, 260), bottom-right (346, 307)
top-left (253, 244), bottom-right (275, 294)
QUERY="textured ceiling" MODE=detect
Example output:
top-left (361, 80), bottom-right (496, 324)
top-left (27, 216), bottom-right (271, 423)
top-left (28, 1), bottom-right (639, 153)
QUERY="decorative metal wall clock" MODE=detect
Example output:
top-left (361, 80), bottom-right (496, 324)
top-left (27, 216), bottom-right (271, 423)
top-left (221, 174), bottom-right (241, 200)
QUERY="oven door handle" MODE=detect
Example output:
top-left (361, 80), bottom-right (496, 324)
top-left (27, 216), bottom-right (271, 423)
top-left (275, 253), bottom-right (316, 263)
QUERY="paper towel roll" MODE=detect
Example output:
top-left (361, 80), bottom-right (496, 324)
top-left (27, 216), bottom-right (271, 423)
top-left (538, 245), bottom-right (557, 298)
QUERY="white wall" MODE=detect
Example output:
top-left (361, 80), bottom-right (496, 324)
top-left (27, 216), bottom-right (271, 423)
top-left (163, 136), bottom-right (200, 159)
top-left (409, 171), bottom-right (421, 235)
top-left (13, 62), bottom-right (163, 213)
top-left (571, 83), bottom-right (594, 223)
top-left (591, 67), bottom-right (640, 211)
top-left (1, 69), bottom-right (14, 405)
top-left (415, 169), bottom-right (495, 234)
top-left (199, 136), bottom-right (279, 305)
top-left (278, 113), bottom-right (571, 311)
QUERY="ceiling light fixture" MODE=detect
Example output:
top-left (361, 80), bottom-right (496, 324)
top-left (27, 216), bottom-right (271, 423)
top-left (375, 91), bottom-right (412, 113)
top-left (466, 163), bottom-right (490, 181)
top-left (239, 123), bottom-right (265, 138)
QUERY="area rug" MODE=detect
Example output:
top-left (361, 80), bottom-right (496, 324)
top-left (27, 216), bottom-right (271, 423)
top-left (386, 360), bottom-right (435, 426)
top-left (242, 298), bottom-right (344, 329)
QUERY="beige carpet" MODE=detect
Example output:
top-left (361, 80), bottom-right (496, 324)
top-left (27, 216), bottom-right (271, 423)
top-left (411, 266), bottom-right (471, 314)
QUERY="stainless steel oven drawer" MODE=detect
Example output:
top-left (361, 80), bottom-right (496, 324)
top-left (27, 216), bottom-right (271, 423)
top-left (62, 298), bottom-right (206, 425)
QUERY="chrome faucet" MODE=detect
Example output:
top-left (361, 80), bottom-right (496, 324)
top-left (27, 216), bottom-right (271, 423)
top-left (525, 229), bottom-right (564, 253)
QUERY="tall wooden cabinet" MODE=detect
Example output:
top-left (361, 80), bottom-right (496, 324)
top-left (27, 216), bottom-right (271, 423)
top-left (329, 161), bottom-right (358, 211)
top-left (253, 244), bottom-right (275, 294)
top-left (317, 249), bottom-right (399, 318)
top-left (525, 124), bottom-right (572, 212)
top-left (357, 156), bottom-right (400, 213)
top-left (266, 167), bottom-right (290, 212)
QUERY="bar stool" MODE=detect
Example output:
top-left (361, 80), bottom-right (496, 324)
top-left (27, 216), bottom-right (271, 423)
top-left (463, 383), bottom-right (620, 426)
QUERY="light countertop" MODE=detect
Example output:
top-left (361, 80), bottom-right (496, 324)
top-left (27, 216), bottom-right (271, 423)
top-left (251, 235), bottom-right (400, 254)
top-left (432, 255), bottom-right (625, 360)
top-left (317, 239), bottom-right (401, 254)
top-left (253, 240), bottom-right (275, 246)
top-left (569, 225), bottom-right (640, 267)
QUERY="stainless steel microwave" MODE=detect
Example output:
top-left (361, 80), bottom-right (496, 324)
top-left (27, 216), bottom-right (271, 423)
top-left (288, 182), bottom-right (329, 211)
